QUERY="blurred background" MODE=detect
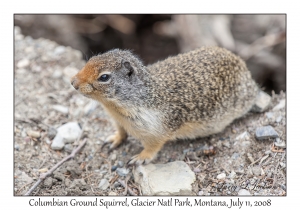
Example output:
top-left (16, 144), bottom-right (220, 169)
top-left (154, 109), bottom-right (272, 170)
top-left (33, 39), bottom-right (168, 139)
top-left (14, 14), bottom-right (286, 94)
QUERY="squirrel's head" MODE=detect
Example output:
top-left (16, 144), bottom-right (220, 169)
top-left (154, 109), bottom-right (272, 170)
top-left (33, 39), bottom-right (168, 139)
top-left (71, 49), bottom-right (148, 105)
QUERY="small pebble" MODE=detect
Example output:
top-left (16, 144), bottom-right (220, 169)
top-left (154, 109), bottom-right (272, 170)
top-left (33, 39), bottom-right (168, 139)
top-left (223, 142), bottom-right (230, 148)
top-left (231, 152), bottom-right (240, 160)
top-left (43, 177), bottom-right (53, 188)
top-left (98, 179), bottom-right (110, 190)
top-left (279, 162), bottom-right (286, 168)
top-left (276, 116), bottom-right (282, 123)
top-left (108, 192), bottom-right (118, 196)
top-left (111, 165), bottom-right (118, 171)
top-left (228, 171), bottom-right (236, 179)
top-left (238, 189), bottom-right (251, 195)
top-left (252, 166), bottom-right (261, 176)
top-left (236, 131), bottom-right (250, 140)
top-left (64, 144), bottom-right (73, 153)
top-left (53, 172), bottom-right (65, 181)
top-left (198, 191), bottom-right (204, 195)
top-left (70, 179), bottom-right (88, 190)
top-left (255, 126), bottom-right (279, 140)
top-left (272, 99), bottom-right (285, 111)
top-left (267, 172), bottom-right (272, 178)
top-left (47, 127), bottom-right (57, 139)
top-left (116, 168), bottom-right (130, 177)
top-left (110, 153), bottom-right (117, 161)
top-left (17, 59), bottom-right (30, 68)
top-left (65, 178), bottom-right (72, 187)
top-left (100, 170), bottom-right (108, 175)
top-left (117, 161), bottom-right (124, 168)
top-left (274, 138), bottom-right (286, 148)
top-left (251, 91), bottom-right (271, 112)
top-left (14, 144), bottom-right (20, 151)
top-left (52, 105), bottom-right (69, 114)
top-left (264, 150), bottom-right (272, 155)
top-left (27, 130), bottom-right (41, 138)
top-left (51, 134), bottom-right (65, 150)
top-left (113, 182), bottom-right (122, 188)
top-left (266, 112), bottom-right (274, 119)
top-left (217, 173), bottom-right (226, 180)
top-left (183, 148), bottom-right (192, 154)
top-left (247, 168), bottom-right (253, 177)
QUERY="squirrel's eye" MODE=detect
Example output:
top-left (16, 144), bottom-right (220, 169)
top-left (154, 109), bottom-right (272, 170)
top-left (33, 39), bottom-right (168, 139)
top-left (98, 74), bottom-right (110, 82)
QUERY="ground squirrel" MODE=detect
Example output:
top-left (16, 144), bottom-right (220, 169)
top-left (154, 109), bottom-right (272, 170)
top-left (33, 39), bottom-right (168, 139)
top-left (71, 46), bottom-right (259, 165)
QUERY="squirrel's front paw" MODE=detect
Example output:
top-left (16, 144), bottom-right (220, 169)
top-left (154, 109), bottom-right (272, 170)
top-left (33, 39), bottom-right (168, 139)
top-left (102, 132), bottom-right (126, 151)
top-left (127, 149), bottom-right (156, 165)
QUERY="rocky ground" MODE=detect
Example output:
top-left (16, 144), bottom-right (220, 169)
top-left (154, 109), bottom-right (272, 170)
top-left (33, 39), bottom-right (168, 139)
top-left (14, 26), bottom-right (286, 196)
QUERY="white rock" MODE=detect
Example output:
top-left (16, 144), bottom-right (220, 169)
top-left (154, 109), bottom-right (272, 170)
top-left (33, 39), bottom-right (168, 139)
top-left (51, 122), bottom-right (82, 150)
top-left (52, 105), bottom-right (69, 114)
top-left (98, 179), bottom-right (110, 190)
top-left (274, 138), bottom-right (286, 148)
top-left (217, 173), bottom-right (226, 180)
top-left (133, 161), bottom-right (195, 195)
top-left (252, 166), bottom-right (261, 176)
top-left (238, 189), bottom-right (251, 195)
top-left (27, 130), bottom-right (41, 138)
top-left (236, 131), bottom-right (250, 140)
top-left (17, 59), bottom-right (30, 68)
top-left (276, 116), bottom-right (282, 123)
top-left (198, 191), bottom-right (204, 195)
top-left (228, 171), bottom-right (236, 179)
top-left (51, 133), bottom-right (65, 150)
top-left (251, 91), bottom-right (271, 113)
top-left (57, 122), bottom-right (82, 143)
top-left (273, 99), bottom-right (286, 111)
top-left (116, 168), bottom-right (130, 177)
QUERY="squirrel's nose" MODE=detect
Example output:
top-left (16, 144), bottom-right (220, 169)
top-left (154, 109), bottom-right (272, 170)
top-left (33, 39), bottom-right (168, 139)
top-left (71, 77), bottom-right (79, 90)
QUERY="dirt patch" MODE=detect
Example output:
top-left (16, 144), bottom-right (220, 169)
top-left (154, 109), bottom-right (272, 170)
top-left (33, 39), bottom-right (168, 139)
top-left (14, 27), bottom-right (286, 196)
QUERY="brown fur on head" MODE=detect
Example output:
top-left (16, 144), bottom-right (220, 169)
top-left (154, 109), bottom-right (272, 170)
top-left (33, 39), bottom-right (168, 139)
top-left (71, 49), bottom-right (147, 105)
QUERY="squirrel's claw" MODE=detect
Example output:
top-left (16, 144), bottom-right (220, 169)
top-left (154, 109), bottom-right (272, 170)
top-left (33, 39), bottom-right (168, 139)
top-left (101, 133), bottom-right (124, 152)
top-left (127, 153), bottom-right (152, 166)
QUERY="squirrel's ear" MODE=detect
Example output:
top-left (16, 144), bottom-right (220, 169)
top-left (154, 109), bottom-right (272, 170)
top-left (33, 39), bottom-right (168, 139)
top-left (122, 60), bottom-right (132, 70)
top-left (122, 60), bottom-right (134, 77)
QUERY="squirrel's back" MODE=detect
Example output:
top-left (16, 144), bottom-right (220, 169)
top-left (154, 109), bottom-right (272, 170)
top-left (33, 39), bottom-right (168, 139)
top-left (144, 46), bottom-right (258, 133)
